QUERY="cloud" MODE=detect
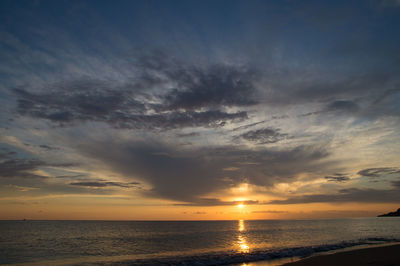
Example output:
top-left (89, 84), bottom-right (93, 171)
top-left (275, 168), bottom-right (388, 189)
top-left (325, 100), bottom-right (359, 113)
top-left (0, 150), bottom-right (75, 180)
top-left (0, 150), bottom-right (17, 160)
top-left (76, 138), bottom-right (330, 203)
top-left (134, 50), bottom-right (259, 109)
top-left (14, 84), bottom-right (248, 130)
top-left (176, 132), bottom-right (200, 138)
top-left (13, 81), bottom-right (143, 123)
top-left (38, 144), bottom-right (59, 151)
top-left (13, 52), bottom-right (259, 130)
top-left (69, 181), bottom-right (140, 188)
top-left (357, 167), bottom-right (400, 178)
top-left (56, 174), bottom-right (86, 179)
top-left (392, 180), bottom-right (400, 188)
top-left (236, 127), bottom-right (289, 144)
top-left (161, 64), bottom-right (258, 111)
top-left (268, 187), bottom-right (400, 204)
top-left (325, 173), bottom-right (350, 182)
top-left (0, 157), bottom-right (47, 179)
top-left (232, 121), bottom-right (267, 131)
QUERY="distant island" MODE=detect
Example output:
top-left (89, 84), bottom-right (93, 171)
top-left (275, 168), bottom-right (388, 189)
top-left (378, 208), bottom-right (400, 217)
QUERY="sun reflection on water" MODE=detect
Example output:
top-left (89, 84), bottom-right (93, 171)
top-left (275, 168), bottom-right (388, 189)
top-left (238, 219), bottom-right (245, 232)
top-left (237, 219), bottom-right (250, 253)
top-left (238, 235), bottom-right (250, 253)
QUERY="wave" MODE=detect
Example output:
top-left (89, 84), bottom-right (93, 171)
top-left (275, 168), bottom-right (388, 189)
top-left (80, 237), bottom-right (400, 266)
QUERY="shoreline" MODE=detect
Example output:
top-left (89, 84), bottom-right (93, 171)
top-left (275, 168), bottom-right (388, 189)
top-left (280, 242), bottom-right (400, 266)
top-left (237, 242), bottom-right (400, 266)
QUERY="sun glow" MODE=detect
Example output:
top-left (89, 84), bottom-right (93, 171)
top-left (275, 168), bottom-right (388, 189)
top-left (237, 203), bottom-right (245, 208)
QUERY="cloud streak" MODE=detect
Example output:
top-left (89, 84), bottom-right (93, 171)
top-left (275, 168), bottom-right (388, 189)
top-left (0, 158), bottom-right (47, 179)
top-left (236, 128), bottom-right (289, 144)
top-left (325, 173), bottom-right (350, 182)
top-left (69, 181), bottom-right (140, 188)
top-left (357, 167), bottom-right (400, 178)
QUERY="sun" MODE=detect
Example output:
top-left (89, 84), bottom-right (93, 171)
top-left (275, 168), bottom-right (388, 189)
top-left (237, 203), bottom-right (245, 208)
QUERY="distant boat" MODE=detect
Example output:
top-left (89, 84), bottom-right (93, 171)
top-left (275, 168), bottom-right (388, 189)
top-left (377, 208), bottom-right (400, 217)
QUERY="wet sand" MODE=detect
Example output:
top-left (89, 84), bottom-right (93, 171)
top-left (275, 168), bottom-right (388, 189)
top-left (281, 243), bottom-right (400, 266)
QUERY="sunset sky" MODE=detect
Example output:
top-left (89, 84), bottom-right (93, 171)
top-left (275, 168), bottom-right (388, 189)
top-left (1, 0), bottom-right (400, 220)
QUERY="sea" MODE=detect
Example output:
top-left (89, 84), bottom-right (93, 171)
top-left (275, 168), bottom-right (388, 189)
top-left (1, 218), bottom-right (400, 265)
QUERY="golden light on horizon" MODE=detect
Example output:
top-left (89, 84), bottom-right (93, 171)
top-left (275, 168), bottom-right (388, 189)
top-left (237, 203), bottom-right (245, 208)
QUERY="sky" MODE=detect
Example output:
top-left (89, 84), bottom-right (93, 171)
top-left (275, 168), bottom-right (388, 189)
top-left (0, 0), bottom-right (400, 220)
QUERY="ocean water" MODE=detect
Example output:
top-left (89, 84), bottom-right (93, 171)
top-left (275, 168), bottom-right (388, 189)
top-left (1, 218), bottom-right (400, 265)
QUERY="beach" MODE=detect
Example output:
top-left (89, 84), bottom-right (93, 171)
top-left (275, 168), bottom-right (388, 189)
top-left (282, 243), bottom-right (400, 266)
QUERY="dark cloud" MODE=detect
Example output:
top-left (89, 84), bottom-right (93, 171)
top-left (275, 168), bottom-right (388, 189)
top-left (135, 50), bottom-right (259, 109)
top-left (298, 111), bottom-right (321, 117)
top-left (325, 100), bottom-right (359, 113)
top-left (69, 181), bottom-right (140, 188)
top-left (0, 158), bottom-right (47, 179)
top-left (13, 81), bottom-right (144, 123)
top-left (357, 167), bottom-right (400, 177)
top-left (161, 64), bottom-right (258, 111)
top-left (52, 162), bottom-right (79, 168)
top-left (236, 128), bottom-right (289, 144)
top-left (77, 139), bottom-right (330, 203)
top-left (392, 180), bottom-right (400, 188)
top-left (56, 174), bottom-right (85, 179)
top-left (23, 143), bottom-right (59, 151)
top-left (268, 187), bottom-right (400, 204)
top-left (13, 53), bottom-right (259, 130)
top-left (0, 150), bottom-right (76, 180)
top-left (232, 121), bottom-right (267, 132)
top-left (145, 110), bottom-right (247, 129)
top-left (15, 85), bottom-right (248, 130)
top-left (325, 173), bottom-right (350, 182)
top-left (0, 150), bottom-right (17, 160)
top-left (39, 144), bottom-right (59, 151)
top-left (12, 47), bottom-right (400, 133)
top-left (271, 115), bottom-right (289, 120)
